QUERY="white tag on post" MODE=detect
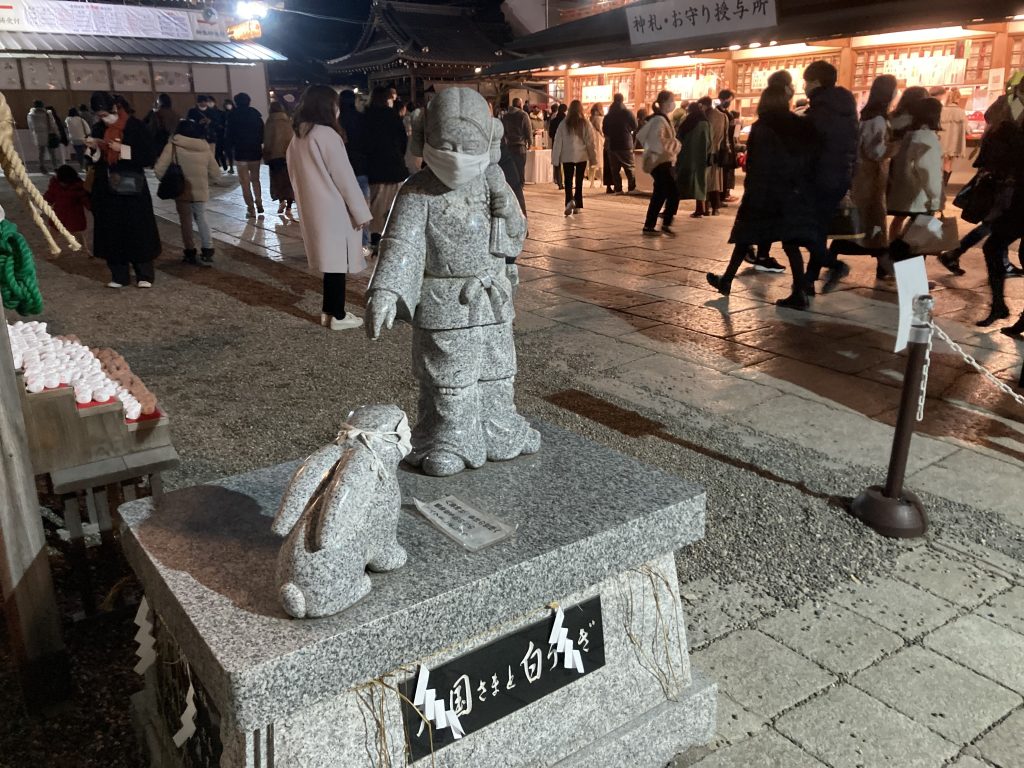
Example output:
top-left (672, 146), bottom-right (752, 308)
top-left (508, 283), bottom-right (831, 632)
top-left (410, 496), bottom-right (514, 551)
top-left (894, 257), bottom-right (930, 353)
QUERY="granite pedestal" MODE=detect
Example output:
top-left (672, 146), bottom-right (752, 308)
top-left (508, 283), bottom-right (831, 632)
top-left (120, 422), bottom-right (716, 767)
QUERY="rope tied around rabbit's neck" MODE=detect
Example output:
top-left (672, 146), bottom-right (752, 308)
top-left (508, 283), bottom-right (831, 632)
top-left (336, 413), bottom-right (412, 480)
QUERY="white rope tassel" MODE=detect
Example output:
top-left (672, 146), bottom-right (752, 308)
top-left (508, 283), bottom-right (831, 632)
top-left (336, 414), bottom-right (413, 479)
top-left (0, 91), bottom-right (81, 255)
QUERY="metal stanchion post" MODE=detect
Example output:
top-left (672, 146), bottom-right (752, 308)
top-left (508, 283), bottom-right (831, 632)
top-left (850, 295), bottom-right (934, 538)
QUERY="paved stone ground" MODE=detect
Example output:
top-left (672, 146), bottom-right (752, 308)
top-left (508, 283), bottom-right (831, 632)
top-left (4, 168), bottom-right (1023, 767)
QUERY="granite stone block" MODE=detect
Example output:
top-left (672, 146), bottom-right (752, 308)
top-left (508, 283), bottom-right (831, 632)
top-left (693, 630), bottom-right (834, 718)
top-left (120, 421), bottom-right (713, 766)
top-left (976, 709), bottom-right (1024, 768)
top-left (682, 731), bottom-right (826, 768)
top-left (924, 615), bottom-right (1024, 695)
top-left (894, 548), bottom-right (1010, 609)
top-left (758, 602), bottom-right (903, 676)
top-left (851, 646), bottom-right (1022, 743)
top-left (829, 578), bottom-right (959, 639)
top-left (775, 685), bottom-right (958, 768)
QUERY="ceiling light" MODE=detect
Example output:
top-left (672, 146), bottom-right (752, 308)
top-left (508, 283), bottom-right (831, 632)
top-left (558, 64), bottom-right (567, 70)
top-left (474, 67), bottom-right (482, 73)
top-left (749, 42), bottom-right (761, 48)
top-left (728, 44), bottom-right (741, 51)
top-left (769, 40), bottom-right (778, 46)
top-left (570, 62), bottom-right (580, 68)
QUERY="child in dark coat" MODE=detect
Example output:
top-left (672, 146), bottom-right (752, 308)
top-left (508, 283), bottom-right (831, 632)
top-left (43, 165), bottom-right (91, 254)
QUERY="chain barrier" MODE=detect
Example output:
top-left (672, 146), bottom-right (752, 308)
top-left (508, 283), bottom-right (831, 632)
top-left (916, 329), bottom-right (933, 422)
top-left (929, 321), bottom-right (1024, 410)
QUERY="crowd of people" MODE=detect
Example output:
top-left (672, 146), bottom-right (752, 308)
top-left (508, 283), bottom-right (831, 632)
top-left (20, 70), bottom-right (1024, 335)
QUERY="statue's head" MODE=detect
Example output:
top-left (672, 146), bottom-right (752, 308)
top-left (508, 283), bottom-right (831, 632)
top-left (412, 88), bottom-right (502, 184)
top-left (342, 404), bottom-right (411, 461)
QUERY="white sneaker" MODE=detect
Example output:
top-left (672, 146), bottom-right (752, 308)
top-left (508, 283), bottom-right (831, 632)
top-left (564, 200), bottom-right (575, 216)
top-left (137, 281), bottom-right (152, 289)
top-left (328, 313), bottom-right (364, 331)
top-left (106, 281), bottom-right (124, 289)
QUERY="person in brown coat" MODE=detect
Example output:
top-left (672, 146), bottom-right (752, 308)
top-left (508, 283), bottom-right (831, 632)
top-left (263, 102), bottom-right (295, 214)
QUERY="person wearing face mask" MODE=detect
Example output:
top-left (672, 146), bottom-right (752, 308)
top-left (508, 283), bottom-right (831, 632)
top-left (363, 86), bottom-right (409, 249)
top-left (676, 101), bottom-right (712, 218)
top-left (219, 98), bottom-right (236, 173)
top-left (800, 60), bottom-right (858, 298)
top-left (286, 84), bottom-right (372, 331)
top-left (637, 90), bottom-right (681, 236)
top-left (365, 87), bottom-right (536, 478)
top-left (84, 91), bottom-right (160, 288)
top-left (186, 95), bottom-right (214, 142)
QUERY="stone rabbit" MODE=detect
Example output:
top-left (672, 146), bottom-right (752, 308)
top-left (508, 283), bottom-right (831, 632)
top-left (271, 405), bottom-right (412, 618)
top-left (366, 87), bottom-right (540, 477)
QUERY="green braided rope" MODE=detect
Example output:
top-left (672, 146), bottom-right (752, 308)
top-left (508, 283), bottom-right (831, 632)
top-left (0, 218), bottom-right (43, 316)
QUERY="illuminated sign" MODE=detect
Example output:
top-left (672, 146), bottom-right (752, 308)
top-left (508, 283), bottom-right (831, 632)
top-left (227, 19), bottom-right (262, 41)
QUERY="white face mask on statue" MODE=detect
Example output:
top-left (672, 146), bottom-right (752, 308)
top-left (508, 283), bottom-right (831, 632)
top-left (101, 113), bottom-right (118, 126)
top-left (422, 117), bottom-right (494, 190)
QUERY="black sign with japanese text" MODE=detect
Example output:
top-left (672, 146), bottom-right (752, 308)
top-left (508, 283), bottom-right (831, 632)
top-left (400, 597), bottom-right (605, 761)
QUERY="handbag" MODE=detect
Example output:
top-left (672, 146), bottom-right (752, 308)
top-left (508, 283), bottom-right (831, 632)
top-left (954, 171), bottom-right (997, 224)
top-left (47, 133), bottom-right (60, 149)
top-left (827, 194), bottom-right (865, 239)
top-left (903, 214), bottom-right (950, 254)
top-left (107, 169), bottom-right (147, 197)
top-left (157, 147), bottom-right (185, 200)
top-left (937, 215), bottom-right (960, 253)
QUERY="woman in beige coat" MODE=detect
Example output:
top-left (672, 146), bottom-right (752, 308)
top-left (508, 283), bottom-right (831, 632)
top-left (154, 119), bottom-right (223, 266)
top-left (286, 85), bottom-right (373, 331)
top-left (263, 102), bottom-right (295, 214)
top-left (701, 96), bottom-right (728, 215)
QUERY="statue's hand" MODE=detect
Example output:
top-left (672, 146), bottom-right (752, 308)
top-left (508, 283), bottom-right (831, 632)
top-left (366, 291), bottom-right (398, 340)
top-left (490, 189), bottom-right (518, 221)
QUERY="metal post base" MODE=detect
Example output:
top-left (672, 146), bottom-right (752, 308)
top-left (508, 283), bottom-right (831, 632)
top-left (849, 486), bottom-right (928, 539)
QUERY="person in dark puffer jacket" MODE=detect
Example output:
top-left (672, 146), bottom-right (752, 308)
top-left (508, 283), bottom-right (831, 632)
top-left (225, 92), bottom-right (265, 218)
top-left (801, 60), bottom-right (859, 296)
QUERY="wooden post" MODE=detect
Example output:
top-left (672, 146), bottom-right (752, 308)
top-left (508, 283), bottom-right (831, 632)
top-left (0, 320), bottom-right (70, 711)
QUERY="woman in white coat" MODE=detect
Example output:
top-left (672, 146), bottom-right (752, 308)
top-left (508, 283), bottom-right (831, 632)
top-left (552, 100), bottom-right (597, 216)
top-left (287, 85), bottom-right (373, 331)
top-left (887, 97), bottom-right (944, 252)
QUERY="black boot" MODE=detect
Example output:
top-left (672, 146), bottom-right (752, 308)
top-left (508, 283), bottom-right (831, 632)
top-left (182, 248), bottom-right (198, 265)
top-left (977, 303), bottom-right (1010, 328)
top-left (1001, 313), bottom-right (1024, 337)
top-left (938, 249), bottom-right (965, 276)
top-left (200, 247), bottom-right (214, 267)
top-left (706, 272), bottom-right (732, 296)
top-left (776, 290), bottom-right (809, 310)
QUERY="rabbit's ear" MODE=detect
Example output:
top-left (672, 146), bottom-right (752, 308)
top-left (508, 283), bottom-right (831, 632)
top-left (272, 445), bottom-right (343, 537)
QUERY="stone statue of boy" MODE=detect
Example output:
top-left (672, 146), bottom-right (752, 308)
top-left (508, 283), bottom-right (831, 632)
top-left (365, 87), bottom-right (540, 477)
